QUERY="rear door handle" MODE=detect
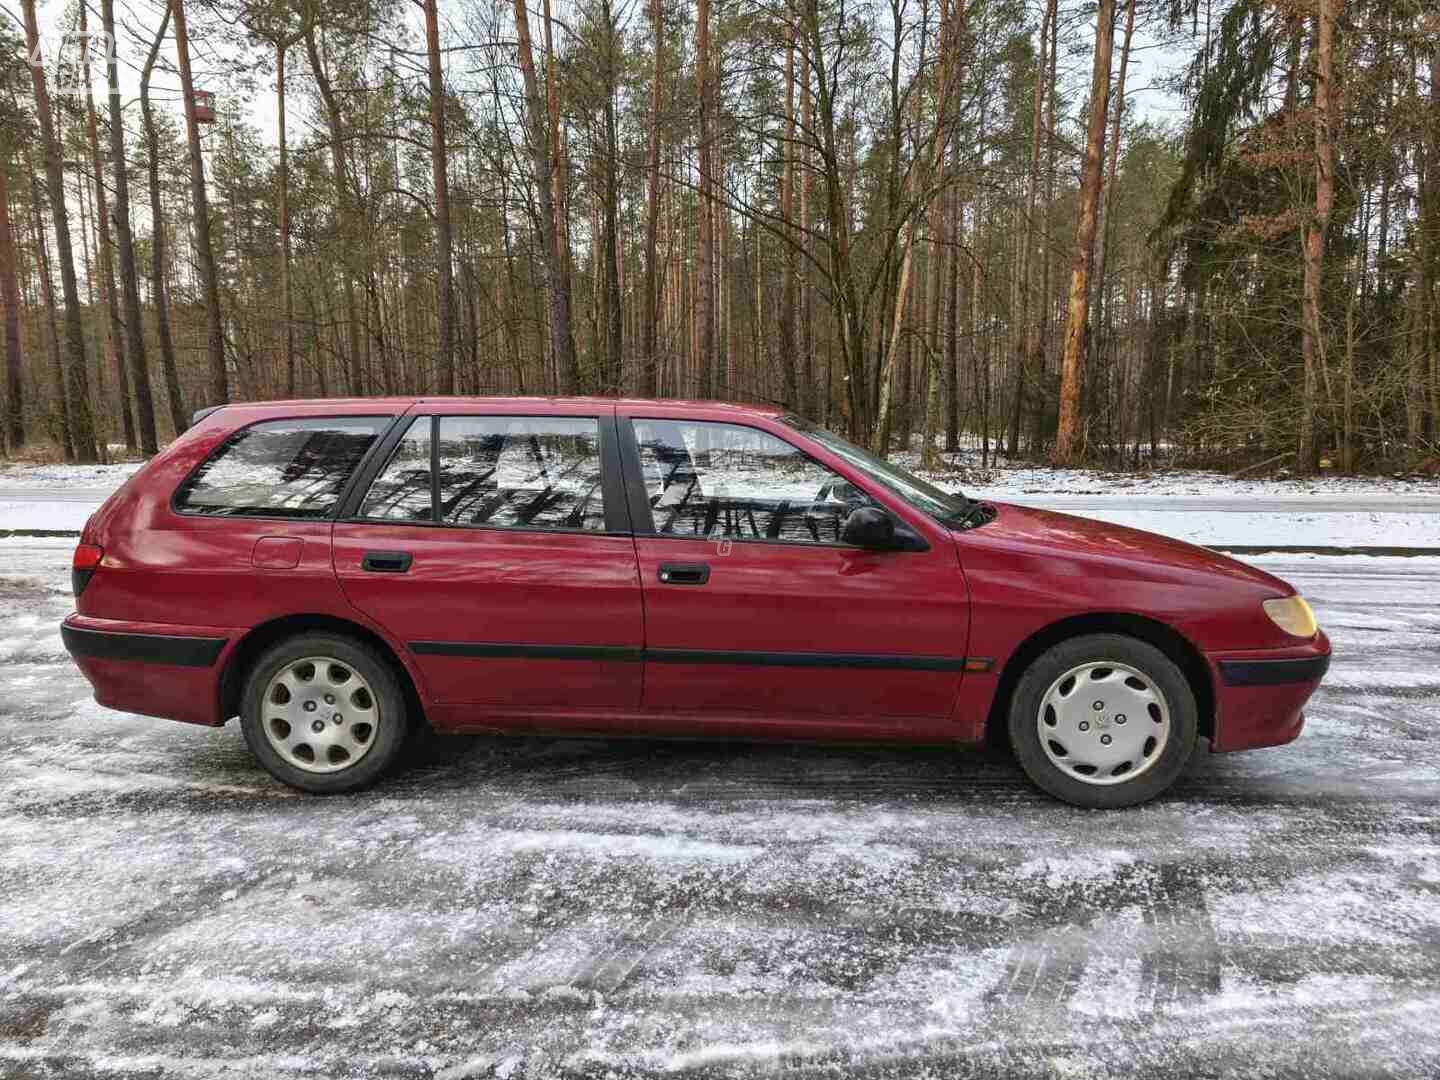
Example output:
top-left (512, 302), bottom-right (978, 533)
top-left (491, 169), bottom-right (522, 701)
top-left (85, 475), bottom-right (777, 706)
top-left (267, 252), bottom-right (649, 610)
top-left (362, 550), bottom-right (412, 573)
top-left (657, 562), bottom-right (710, 585)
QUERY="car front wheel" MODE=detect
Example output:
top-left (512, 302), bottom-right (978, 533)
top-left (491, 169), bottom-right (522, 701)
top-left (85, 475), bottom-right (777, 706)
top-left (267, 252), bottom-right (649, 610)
top-left (1008, 633), bottom-right (1198, 808)
top-left (240, 633), bottom-right (408, 793)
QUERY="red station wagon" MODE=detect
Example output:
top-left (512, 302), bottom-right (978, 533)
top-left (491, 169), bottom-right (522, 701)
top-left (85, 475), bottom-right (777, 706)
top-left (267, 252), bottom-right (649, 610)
top-left (61, 398), bottom-right (1331, 808)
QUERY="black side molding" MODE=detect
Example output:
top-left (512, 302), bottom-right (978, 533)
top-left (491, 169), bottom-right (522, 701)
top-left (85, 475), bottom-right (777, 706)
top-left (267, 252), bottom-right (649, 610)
top-left (406, 641), bottom-right (972, 672)
top-left (1219, 654), bottom-right (1331, 687)
top-left (411, 641), bottom-right (643, 662)
top-left (62, 625), bottom-right (226, 668)
top-left (646, 648), bottom-right (968, 672)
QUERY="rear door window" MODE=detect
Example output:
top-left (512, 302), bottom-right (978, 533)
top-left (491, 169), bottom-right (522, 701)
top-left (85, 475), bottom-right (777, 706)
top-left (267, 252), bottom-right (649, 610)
top-left (437, 416), bottom-right (606, 531)
top-left (175, 417), bottom-right (388, 518)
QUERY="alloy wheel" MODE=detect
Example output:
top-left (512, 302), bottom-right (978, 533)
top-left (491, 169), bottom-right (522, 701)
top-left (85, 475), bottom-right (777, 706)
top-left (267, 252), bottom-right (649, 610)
top-left (1037, 660), bottom-right (1172, 786)
top-left (261, 656), bottom-right (380, 774)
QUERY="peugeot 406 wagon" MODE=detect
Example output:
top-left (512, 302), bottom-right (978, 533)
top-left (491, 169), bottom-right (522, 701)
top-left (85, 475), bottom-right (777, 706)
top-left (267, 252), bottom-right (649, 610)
top-left (61, 397), bottom-right (1330, 807)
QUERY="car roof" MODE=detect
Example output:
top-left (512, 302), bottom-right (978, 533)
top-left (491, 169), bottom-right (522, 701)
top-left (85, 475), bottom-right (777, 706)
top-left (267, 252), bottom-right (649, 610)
top-left (197, 396), bottom-right (787, 424)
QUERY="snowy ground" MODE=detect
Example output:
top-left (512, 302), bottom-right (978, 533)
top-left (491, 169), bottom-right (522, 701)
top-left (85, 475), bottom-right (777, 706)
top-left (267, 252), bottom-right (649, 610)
top-left (2, 538), bottom-right (1439, 1077)
top-left (901, 454), bottom-right (1440, 550)
top-left (900, 452), bottom-right (1440, 499)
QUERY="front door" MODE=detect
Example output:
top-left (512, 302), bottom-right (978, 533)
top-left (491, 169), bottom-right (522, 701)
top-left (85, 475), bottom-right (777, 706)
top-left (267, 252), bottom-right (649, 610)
top-left (332, 406), bottom-right (643, 727)
top-left (621, 414), bottom-right (970, 734)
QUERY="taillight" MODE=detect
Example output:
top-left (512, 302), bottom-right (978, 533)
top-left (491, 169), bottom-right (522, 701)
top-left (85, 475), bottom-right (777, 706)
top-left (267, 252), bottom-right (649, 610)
top-left (72, 543), bottom-right (104, 598)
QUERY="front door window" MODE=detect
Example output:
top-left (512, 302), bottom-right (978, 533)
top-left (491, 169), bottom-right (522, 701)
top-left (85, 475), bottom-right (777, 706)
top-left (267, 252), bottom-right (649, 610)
top-left (632, 419), bottom-right (874, 544)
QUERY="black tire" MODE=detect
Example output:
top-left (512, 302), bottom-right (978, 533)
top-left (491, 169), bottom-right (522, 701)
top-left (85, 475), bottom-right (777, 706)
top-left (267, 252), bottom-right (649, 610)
top-left (1007, 633), bottom-right (1198, 808)
top-left (239, 633), bottom-right (409, 794)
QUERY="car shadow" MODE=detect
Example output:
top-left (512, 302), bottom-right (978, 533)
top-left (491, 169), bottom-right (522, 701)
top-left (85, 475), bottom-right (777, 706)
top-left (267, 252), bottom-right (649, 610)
top-left (384, 729), bottom-right (1374, 811)
top-left (103, 721), bottom-right (1364, 815)
top-left (385, 729), bottom-right (1049, 807)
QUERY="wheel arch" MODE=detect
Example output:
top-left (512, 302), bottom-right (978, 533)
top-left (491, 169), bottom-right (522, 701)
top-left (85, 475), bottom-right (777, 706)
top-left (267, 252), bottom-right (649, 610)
top-left (218, 613), bottom-right (429, 731)
top-left (984, 613), bottom-right (1214, 749)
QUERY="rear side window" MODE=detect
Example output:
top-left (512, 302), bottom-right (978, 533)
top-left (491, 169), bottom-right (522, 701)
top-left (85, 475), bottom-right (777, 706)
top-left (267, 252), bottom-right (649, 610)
top-left (175, 417), bottom-right (388, 518)
top-left (441, 416), bottom-right (605, 531)
top-left (354, 415), bottom-right (608, 532)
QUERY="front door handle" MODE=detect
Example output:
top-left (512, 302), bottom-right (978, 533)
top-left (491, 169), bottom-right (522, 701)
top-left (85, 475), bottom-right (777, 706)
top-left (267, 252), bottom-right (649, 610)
top-left (657, 562), bottom-right (710, 585)
top-left (361, 550), bottom-right (412, 573)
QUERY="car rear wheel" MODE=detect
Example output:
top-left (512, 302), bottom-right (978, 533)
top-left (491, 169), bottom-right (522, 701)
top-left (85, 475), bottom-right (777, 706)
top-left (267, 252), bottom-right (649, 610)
top-left (1008, 634), bottom-right (1198, 808)
top-left (240, 634), bottom-right (407, 793)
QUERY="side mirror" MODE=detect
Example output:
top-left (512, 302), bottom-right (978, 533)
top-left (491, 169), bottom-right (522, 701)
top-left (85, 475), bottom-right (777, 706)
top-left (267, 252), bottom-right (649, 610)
top-left (840, 506), bottom-right (897, 550)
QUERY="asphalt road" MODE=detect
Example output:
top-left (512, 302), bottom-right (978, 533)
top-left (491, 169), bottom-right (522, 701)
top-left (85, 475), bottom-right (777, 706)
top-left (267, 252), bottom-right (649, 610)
top-left (2, 541), bottom-right (1438, 1078)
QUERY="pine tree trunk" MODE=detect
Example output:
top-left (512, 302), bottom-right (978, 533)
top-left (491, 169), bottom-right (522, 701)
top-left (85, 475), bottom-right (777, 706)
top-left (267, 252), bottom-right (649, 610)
top-left (751, 215), bottom-right (766, 391)
top-left (81, 6), bottom-right (136, 452)
top-left (1343, 254), bottom-right (1358, 471)
top-left (514, 0), bottom-right (579, 392)
top-left (305, 28), bottom-right (364, 395)
top-left (919, 190), bottom-right (944, 468)
top-left (276, 40), bottom-right (296, 398)
top-left (872, 0), bottom-right (966, 452)
top-left (600, 0), bottom-right (623, 391)
top-left (778, 31), bottom-right (800, 408)
top-left (799, 49), bottom-right (816, 417)
top-left (1007, 0), bottom-right (1053, 460)
top-left (424, 0), bottom-right (455, 393)
top-left (1053, 0), bottom-right (1117, 465)
top-left (28, 169), bottom-right (70, 456)
top-left (978, 194), bottom-right (992, 466)
top-left (1423, 43), bottom-right (1440, 439)
top-left (1298, 0), bottom-right (1338, 472)
top-left (99, 0), bottom-right (158, 452)
top-left (696, 0), bottom-right (716, 398)
top-left (0, 148), bottom-right (23, 451)
top-left (1030, 6), bottom-right (1059, 455)
top-left (141, 7), bottom-right (187, 435)
top-left (1090, 0), bottom-right (1136, 374)
top-left (172, 0), bottom-right (227, 406)
top-left (22, 0), bottom-right (97, 461)
top-left (945, 184), bottom-right (960, 452)
top-left (543, 0), bottom-right (579, 391)
top-left (642, 0), bottom-right (664, 397)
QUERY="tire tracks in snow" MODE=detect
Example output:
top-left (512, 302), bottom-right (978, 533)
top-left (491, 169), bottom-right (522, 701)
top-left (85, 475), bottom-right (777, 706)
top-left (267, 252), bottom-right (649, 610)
top-left (985, 860), bottom-right (1222, 1017)
top-left (1137, 862), bottom-right (1222, 1012)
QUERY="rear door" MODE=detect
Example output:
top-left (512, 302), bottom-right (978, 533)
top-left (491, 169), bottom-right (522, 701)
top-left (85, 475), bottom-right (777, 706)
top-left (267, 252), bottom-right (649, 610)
top-left (619, 412), bottom-right (970, 735)
top-left (332, 404), bottom-right (643, 727)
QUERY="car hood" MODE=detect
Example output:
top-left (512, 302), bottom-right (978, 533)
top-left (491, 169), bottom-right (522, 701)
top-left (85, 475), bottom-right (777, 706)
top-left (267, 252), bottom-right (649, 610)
top-left (958, 501), bottom-right (1293, 594)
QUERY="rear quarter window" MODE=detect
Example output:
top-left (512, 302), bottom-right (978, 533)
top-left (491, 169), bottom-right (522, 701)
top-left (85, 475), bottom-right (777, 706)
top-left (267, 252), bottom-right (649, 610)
top-left (175, 417), bottom-right (389, 518)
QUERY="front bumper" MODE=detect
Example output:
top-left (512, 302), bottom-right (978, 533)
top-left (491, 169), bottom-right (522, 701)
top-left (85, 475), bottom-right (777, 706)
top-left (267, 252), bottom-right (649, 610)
top-left (1218, 653), bottom-right (1330, 687)
top-left (61, 614), bottom-right (239, 727)
top-left (1206, 631), bottom-right (1332, 752)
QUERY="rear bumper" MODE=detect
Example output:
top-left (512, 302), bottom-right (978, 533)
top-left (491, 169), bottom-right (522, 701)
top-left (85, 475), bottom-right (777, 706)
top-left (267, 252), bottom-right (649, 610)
top-left (1207, 632), bottom-right (1332, 752)
top-left (61, 614), bottom-right (238, 727)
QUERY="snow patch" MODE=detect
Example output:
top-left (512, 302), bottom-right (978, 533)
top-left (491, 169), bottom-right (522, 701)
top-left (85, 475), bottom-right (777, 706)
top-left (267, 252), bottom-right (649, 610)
top-left (1014, 849), bottom-right (1136, 890)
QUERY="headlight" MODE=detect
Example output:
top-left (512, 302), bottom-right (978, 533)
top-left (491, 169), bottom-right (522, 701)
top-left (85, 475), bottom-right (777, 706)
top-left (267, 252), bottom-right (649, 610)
top-left (1263, 595), bottom-right (1317, 638)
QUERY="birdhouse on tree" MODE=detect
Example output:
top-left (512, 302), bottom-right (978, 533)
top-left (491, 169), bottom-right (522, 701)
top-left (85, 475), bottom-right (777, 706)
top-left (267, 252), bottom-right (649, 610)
top-left (193, 90), bottom-right (216, 123)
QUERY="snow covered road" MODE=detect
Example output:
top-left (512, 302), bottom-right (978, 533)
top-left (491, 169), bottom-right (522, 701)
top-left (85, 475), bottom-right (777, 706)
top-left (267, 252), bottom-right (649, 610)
top-left (1, 540), bottom-right (1438, 1077)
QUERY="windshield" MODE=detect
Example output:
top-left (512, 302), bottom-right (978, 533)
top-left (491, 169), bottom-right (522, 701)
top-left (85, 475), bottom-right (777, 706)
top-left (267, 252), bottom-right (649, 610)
top-left (782, 416), bottom-right (973, 524)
